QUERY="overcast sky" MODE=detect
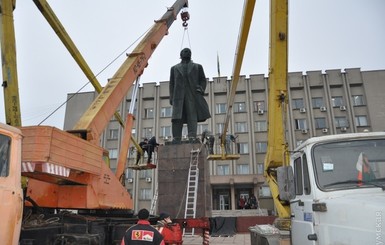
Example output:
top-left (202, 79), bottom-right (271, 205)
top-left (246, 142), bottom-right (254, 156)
top-left (0, 0), bottom-right (384, 129)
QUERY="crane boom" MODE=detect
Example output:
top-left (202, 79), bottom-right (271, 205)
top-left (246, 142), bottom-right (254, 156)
top-left (34, 0), bottom-right (149, 153)
top-left (222, 0), bottom-right (255, 144)
top-left (32, 0), bottom-right (144, 172)
top-left (0, 0), bottom-right (189, 211)
top-left (73, 0), bottom-right (188, 144)
top-left (264, 0), bottom-right (290, 219)
top-left (0, 1), bottom-right (192, 243)
top-left (208, 0), bottom-right (255, 161)
top-left (1, 0), bottom-right (21, 127)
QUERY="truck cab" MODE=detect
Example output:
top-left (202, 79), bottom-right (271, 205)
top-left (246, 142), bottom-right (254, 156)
top-left (0, 123), bottom-right (23, 245)
top-left (288, 132), bottom-right (385, 245)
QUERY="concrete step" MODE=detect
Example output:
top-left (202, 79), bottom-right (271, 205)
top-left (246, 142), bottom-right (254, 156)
top-left (211, 209), bottom-right (268, 217)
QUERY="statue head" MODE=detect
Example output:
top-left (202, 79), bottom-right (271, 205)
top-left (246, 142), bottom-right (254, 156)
top-left (180, 48), bottom-right (192, 61)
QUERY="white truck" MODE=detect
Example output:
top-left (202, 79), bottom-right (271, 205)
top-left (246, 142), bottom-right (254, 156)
top-left (257, 132), bottom-right (385, 245)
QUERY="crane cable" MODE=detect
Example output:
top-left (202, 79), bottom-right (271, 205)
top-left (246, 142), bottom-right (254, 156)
top-left (37, 25), bottom-right (152, 126)
top-left (180, 27), bottom-right (192, 50)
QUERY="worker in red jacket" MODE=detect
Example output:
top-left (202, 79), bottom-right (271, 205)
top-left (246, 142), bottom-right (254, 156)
top-left (121, 209), bottom-right (164, 245)
top-left (156, 213), bottom-right (182, 245)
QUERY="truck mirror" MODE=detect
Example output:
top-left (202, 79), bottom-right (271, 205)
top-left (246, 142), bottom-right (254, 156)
top-left (277, 166), bottom-right (295, 201)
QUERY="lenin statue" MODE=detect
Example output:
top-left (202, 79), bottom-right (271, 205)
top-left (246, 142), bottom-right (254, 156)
top-left (169, 48), bottom-right (211, 144)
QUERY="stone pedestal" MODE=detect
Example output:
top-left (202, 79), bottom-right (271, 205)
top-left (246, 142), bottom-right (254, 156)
top-left (157, 143), bottom-right (211, 219)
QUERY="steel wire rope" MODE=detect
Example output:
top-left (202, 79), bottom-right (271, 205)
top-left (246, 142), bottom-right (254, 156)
top-left (38, 25), bottom-right (153, 126)
top-left (180, 26), bottom-right (192, 50)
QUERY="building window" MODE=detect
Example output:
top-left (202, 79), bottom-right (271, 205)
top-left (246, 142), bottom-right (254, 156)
top-left (132, 108), bottom-right (137, 117)
top-left (144, 108), bottom-right (154, 119)
top-left (256, 142), bottom-right (267, 153)
top-left (109, 148), bottom-right (118, 159)
top-left (355, 116), bottom-right (368, 127)
top-left (160, 126), bottom-right (172, 138)
top-left (292, 98), bottom-right (304, 109)
top-left (131, 128), bottom-right (136, 138)
top-left (182, 126), bottom-right (188, 138)
top-left (125, 168), bottom-right (134, 179)
top-left (217, 165), bottom-right (230, 175)
top-left (259, 186), bottom-right (271, 197)
top-left (255, 121), bottom-right (267, 132)
top-left (257, 163), bottom-right (264, 174)
top-left (215, 103), bottom-right (226, 114)
top-left (294, 119), bottom-right (307, 130)
top-left (331, 96), bottom-right (344, 107)
top-left (312, 97), bottom-right (324, 108)
top-left (197, 124), bottom-right (209, 135)
top-left (216, 123), bottom-right (224, 135)
top-left (314, 117), bottom-right (327, 129)
top-left (237, 143), bottom-right (249, 154)
top-left (352, 95), bottom-right (365, 106)
top-left (237, 164), bottom-right (250, 174)
top-left (334, 117), bottom-right (348, 127)
top-left (234, 102), bottom-right (246, 113)
top-left (109, 129), bottom-right (119, 139)
top-left (139, 188), bottom-right (152, 200)
top-left (142, 127), bottom-right (153, 138)
top-left (139, 170), bottom-right (152, 178)
top-left (160, 107), bottom-right (172, 117)
top-left (253, 101), bottom-right (265, 111)
top-left (127, 101), bottom-right (137, 114)
top-left (235, 122), bottom-right (248, 133)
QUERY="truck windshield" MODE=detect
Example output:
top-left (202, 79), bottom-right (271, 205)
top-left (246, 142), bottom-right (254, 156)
top-left (0, 134), bottom-right (11, 177)
top-left (313, 138), bottom-right (385, 190)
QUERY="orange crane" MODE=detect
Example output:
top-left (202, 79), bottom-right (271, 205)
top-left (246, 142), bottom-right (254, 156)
top-left (0, 0), bottom-right (188, 243)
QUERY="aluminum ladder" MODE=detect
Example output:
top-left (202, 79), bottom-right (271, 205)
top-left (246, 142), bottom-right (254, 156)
top-left (183, 148), bottom-right (200, 236)
top-left (150, 188), bottom-right (158, 215)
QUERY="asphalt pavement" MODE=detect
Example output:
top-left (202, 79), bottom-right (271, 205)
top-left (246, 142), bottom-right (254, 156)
top-left (182, 233), bottom-right (251, 245)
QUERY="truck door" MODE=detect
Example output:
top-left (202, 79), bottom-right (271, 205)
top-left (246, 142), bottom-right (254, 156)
top-left (291, 154), bottom-right (317, 245)
top-left (0, 129), bottom-right (23, 245)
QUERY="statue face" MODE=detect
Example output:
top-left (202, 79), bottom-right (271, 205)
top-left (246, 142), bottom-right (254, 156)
top-left (180, 48), bottom-right (191, 60)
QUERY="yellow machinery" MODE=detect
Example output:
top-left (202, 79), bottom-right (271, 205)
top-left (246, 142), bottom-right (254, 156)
top-left (264, 0), bottom-right (291, 221)
top-left (208, 0), bottom-right (290, 222)
top-left (0, 0), bottom-right (189, 243)
top-left (207, 0), bottom-right (256, 161)
top-left (1, 0), bottom-right (21, 127)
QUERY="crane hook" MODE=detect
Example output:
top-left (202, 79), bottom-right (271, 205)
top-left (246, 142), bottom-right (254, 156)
top-left (181, 8), bottom-right (189, 27)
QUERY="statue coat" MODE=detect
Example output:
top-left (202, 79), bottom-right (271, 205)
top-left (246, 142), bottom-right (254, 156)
top-left (169, 61), bottom-right (211, 123)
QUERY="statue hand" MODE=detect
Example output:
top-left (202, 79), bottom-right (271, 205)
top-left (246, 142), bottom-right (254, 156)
top-left (196, 86), bottom-right (204, 95)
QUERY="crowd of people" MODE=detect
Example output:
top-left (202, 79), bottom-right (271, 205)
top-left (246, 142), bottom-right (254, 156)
top-left (238, 194), bottom-right (258, 209)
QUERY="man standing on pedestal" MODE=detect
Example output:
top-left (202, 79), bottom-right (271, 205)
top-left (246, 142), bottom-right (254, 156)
top-left (169, 48), bottom-right (211, 144)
